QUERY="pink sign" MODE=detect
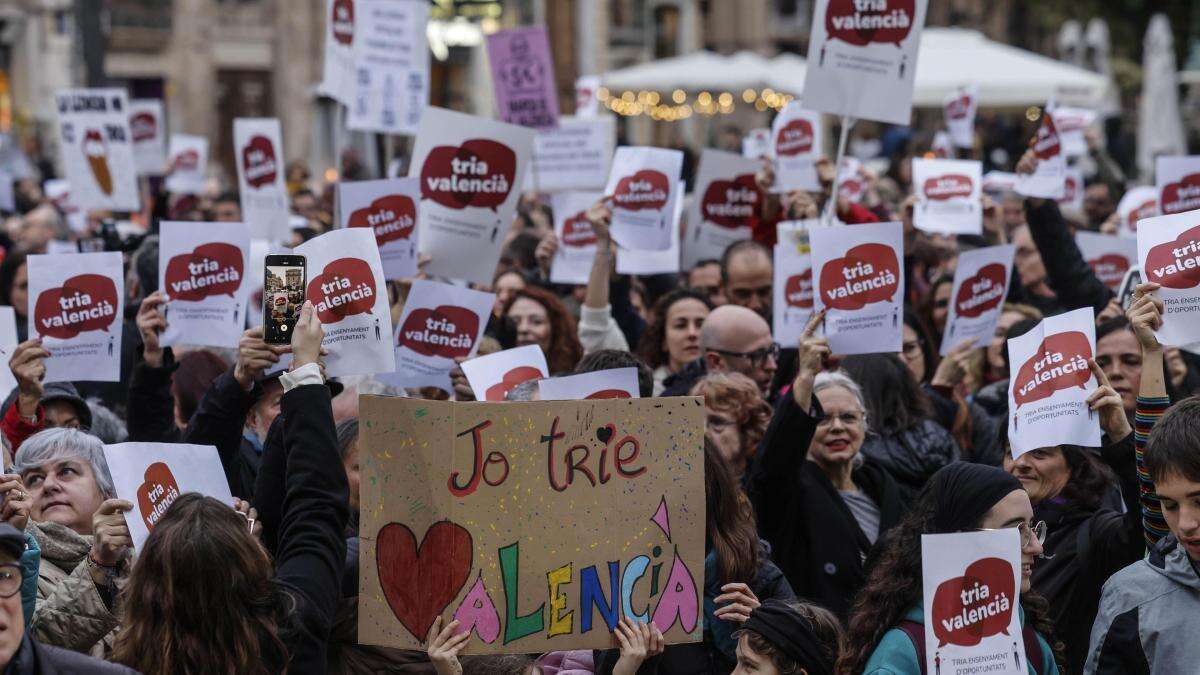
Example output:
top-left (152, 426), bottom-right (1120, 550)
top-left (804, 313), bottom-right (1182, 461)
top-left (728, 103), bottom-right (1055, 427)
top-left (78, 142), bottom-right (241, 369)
top-left (486, 27), bottom-right (560, 131)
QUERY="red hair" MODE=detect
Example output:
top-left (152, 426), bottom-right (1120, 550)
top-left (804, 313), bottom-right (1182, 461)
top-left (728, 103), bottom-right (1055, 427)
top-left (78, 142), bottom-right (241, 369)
top-left (502, 286), bottom-right (583, 375)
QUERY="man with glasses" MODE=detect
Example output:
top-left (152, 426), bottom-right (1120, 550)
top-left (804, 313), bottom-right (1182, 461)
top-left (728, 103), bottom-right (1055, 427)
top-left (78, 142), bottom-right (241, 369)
top-left (663, 305), bottom-right (778, 398)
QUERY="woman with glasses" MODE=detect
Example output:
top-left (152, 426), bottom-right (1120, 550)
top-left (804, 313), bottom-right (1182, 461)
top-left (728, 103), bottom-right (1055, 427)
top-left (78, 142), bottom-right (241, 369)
top-left (690, 372), bottom-right (771, 479)
top-left (838, 462), bottom-right (1063, 674)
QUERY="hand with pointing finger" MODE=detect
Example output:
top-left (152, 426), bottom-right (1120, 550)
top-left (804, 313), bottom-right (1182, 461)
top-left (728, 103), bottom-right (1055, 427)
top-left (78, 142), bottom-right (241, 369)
top-left (1086, 359), bottom-right (1132, 439)
top-left (792, 309), bottom-right (829, 409)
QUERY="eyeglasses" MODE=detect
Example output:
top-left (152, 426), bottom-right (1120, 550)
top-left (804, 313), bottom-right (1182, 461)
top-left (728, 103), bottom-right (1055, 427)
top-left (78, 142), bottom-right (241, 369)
top-left (0, 563), bottom-right (20, 598)
top-left (814, 411), bottom-right (865, 428)
top-left (976, 521), bottom-right (1047, 548)
top-left (710, 343), bottom-right (780, 368)
top-left (706, 417), bottom-right (735, 434)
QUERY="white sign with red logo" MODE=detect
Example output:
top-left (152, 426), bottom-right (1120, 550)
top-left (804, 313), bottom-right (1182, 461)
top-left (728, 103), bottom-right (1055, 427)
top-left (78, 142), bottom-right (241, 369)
top-left (742, 128), bottom-right (772, 160)
top-left (527, 116), bottom-right (615, 193)
top-left (801, 0), bottom-right (928, 126)
top-left (574, 76), bottom-right (601, 118)
top-left (931, 131), bottom-right (954, 159)
top-left (550, 191), bottom-right (603, 285)
top-left (921, 529), bottom-right (1025, 675)
top-left (618, 181), bottom-right (684, 275)
top-left (604, 146), bottom-right (683, 251)
top-left (461, 345), bottom-right (549, 402)
top-left (1138, 210), bottom-right (1200, 346)
top-left (1115, 186), bottom-right (1158, 236)
top-left (1058, 169), bottom-right (1084, 215)
top-left (1006, 307), bottom-right (1101, 455)
top-left (773, 243), bottom-right (814, 347)
top-left (103, 443), bottom-right (234, 550)
top-left (837, 157), bottom-right (865, 204)
top-left (1156, 156), bottom-right (1200, 217)
top-left (294, 228), bottom-right (395, 377)
top-left (1075, 231), bottom-right (1136, 292)
top-left (410, 107), bottom-right (535, 284)
top-left (320, 0), bottom-right (358, 105)
top-left (385, 279), bottom-right (495, 390)
top-left (163, 134), bottom-right (208, 195)
top-left (27, 251), bottom-right (124, 383)
top-left (939, 244), bottom-right (1014, 357)
top-left (43, 179), bottom-right (86, 234)
top-left (943, 85), bottom-right (978, 149)
top-left (0, 307), bottom-right (17, 399)
top-left (234, 118), bottom-right (289, 242)
top-left (809, 220), bottom-right (905, 355)
top-left (129, 99), bottom-right (166, 176)
top-left (346, 0), bottom-right (428, 135)
top-left (54, 88), bottom-right (139, 212)
top-left (1046, 104), bottom-right (1096, 158)
top-left (337, 178), bottom-right (420, 280)
top-left (912, 158), bottom-right (982, 235)
top-left (157, 221), bottom-right (251, 349)
top-left (772, 102), bottom-right (823, 192)
top-left (538, 367), bottom-right (641, 401)
top-left (1015, 111), bottom-right (1066, 200)
top-left (684, 150), bottom-right (763, 269)
top-left (981, 171), bottom-right (1018, 197)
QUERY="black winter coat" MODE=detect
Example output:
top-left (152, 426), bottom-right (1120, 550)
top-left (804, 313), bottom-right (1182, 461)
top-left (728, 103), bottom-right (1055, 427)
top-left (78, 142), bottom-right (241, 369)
top-left (183, 367), bottom-right (268, 500)
top-left (859, 418), bottom-right (961, 500)
top-left (8, 633), bottom-right (136, 674)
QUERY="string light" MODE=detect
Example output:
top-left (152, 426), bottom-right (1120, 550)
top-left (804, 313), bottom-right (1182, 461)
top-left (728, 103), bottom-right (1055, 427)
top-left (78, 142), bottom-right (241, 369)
top-left (603, 89), bottom-right (792, 119)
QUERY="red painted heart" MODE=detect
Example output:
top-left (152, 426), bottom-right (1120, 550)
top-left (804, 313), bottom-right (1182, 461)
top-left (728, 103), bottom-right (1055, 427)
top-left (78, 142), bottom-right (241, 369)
top-left (376, 521), bottom-right (473, 641)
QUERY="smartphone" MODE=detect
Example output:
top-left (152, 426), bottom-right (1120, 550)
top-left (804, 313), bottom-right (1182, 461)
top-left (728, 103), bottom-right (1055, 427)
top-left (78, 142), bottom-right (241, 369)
top-left (1117, 265), bottom-right (1142, 311)
top-left (263, 254), bottom-right (307, 344)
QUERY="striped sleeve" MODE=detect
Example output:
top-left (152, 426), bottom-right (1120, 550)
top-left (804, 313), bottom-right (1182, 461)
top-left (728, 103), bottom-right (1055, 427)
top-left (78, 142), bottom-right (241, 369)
top-left (1134, 395), bottom-right (1171, 548)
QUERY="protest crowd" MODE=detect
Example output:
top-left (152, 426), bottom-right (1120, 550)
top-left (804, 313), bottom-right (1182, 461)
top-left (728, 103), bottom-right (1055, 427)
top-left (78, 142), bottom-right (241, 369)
top-left (0, 1), bottom-right (1197, 674)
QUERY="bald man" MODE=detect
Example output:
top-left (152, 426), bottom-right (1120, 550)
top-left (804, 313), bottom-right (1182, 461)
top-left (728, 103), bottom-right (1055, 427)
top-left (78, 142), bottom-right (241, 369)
top-left (662, 305), bottom-right (778, 397)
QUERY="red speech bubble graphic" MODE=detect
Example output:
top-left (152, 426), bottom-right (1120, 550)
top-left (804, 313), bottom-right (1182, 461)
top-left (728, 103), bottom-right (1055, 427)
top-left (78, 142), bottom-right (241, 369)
top-left (399, 305), bottom-right (480, 358)
top-left (923, 174), bottom-right (973, 201)
top-left (839, 177), bottom-right (864, 202)
top-left (586, 389), bottom-right (633, 399)
top-left (1060, 174), bottom-right (1079, 205)
top-left (785, 269), bottom-right (814, 309)
top-left (331, 0), bottom-right (355, 45)
top-left (136, 461), bottom-right (181, 531)
top-left (349, 194), bottom-right (417, 246)
top-left (775, 119), bottom-right (815, 156)
top-left (163, 242), bottom-right (244, 301)
top-left (1012, 331), bottom-right (1093, 408)
top-left (1161, 173), bottom-right (1200, 216)
top-left (1031, 114), bottom-right (1061, 162)
top-left (242, 135), bottom-right (279, 189)
top-left (819, 243), bottom-right (900, 310)
top-left (824, 0), bottom-right (916, 47)
top-left (420, 139), bottom-right (517, 212)
top-left (483, 365), bottom-right (545, 401)
top-left (931, 557), bottom-right (1016, 648)
top-left (172, 149), bottom-right (200, 172)
top-left (1088, 253), bottom-right (1131, 289)
top-left (561, 211), bottom-right (597, 248)
top-left (83, 128), bottom-right (113, 196)
top-left (306, 257), bottom-right (377, 323)
top-left (954, 263), bottom-right (1007, 318)
top-left (130, 112), bottom-right (157, 143)
top-left (1125, 199), bottom-right (1156, 232)
top-left (1144, 224), bottom-right (1200, 290)
top-left (34, 273), bottom-right (119, 339)
top-left (701, 173), bottom-right (760, 229)
top-left (612, 169), bottom-right (670, 212)
top-left (945, 92), bottom-right (972, 120)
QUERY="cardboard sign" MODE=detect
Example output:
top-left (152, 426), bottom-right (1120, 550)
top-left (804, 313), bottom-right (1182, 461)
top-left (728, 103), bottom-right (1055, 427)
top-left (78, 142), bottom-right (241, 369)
top-left (357, 395), bottom-right (703, 653)
top-left (604, 147), bottom-right (683, 251)
top-left (574, 76), bottom-right (601, 118)
top-left (27, 251), bottom-right (124, 383)
top-left (1015, 111), bottom-right (1066, 200)
top-left (550, 191), bottom-right (603, 285)
top-left (487, 26), bottom-right (560, 131)
top-left (802, 0), bottom-right (928, 126)
top-left (338, 178), bottom-right (421, 280)
top-left (921, 529), bottom-right (1025, 675)
top-left (912, 158), bottom-right (983, 235)
top-left (234, 118), bottom-right (289, 242)
top-left (158, 221), bottom-right (251, 348)
top-left (461, 345), bottom-right (549, 402)
top-left (538, 367), bottom-right (642, 400)
top-left (618, 182), bottom-right (684, 275)
top-left (772, 102), bottom-right (822, 192)
top-left (1076, 231), bottom-right (1136, 291)
top-left (742, 128), bottom-right (772, 160)
top-left (410, 107), bottom-right (535, 284)
top-left (1006, 307), bottom-right (1101, 455)
top-left (385, 279), bottom-right (495, 390)
top-left (163, 134), bottom-right (208, 195)
top-left (54, 88), bottom-right (139, 211)
top-left (320, 0), bottom-right (358, 105)
top-left (1116, 185), bottom-right (1158, 236)
top-left (809, 221), bottom-right (904, 355)
top-left (1157, 156), bottom-right (1200, 216)
top-left (129, 99), bottom-right (166, 176)
top-left (347, 0), bottom-right (428, 135)
top-left (684, 150), bottom-right (763, 269)
top-left (294, 228), bottom-right (396, 378)
top-left (103, 443), bottom-right (235, 550)
top-left (527, 117), bottom-right (615, 193)
top-left (943, 85), bottom-right (978, 149)
top-left (1137, 210), bottom-right (1200, 346)
top-left (940, 245), bottom-right (1015, 357)
top-left (0, 307), bottom-right (17, 400)
top-left (773, 243), bottom-right (815, 347)
top-left (1047, 104), bottom-right (1096, 158)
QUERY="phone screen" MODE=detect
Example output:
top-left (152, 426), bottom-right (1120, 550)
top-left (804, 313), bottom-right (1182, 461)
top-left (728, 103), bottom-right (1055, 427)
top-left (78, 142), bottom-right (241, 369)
top-left (263, 256), bottom-right (306, 344)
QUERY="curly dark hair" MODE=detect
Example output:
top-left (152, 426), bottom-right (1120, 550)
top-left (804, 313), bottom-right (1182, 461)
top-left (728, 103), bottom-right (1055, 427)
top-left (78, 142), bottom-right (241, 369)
top-left (501, 285), bottom-right (583, 375)
top-left (635, 288), bottom-right (713, 370)
top-left (840, 353), bottom-right (933, 434)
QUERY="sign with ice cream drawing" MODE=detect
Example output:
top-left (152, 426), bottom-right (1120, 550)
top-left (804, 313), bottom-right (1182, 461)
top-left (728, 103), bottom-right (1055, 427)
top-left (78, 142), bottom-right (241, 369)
top-left (55, 88), bottom-right (140, 212)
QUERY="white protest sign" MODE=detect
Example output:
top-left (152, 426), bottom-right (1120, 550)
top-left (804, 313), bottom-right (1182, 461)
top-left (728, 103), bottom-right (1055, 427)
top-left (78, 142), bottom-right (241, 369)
top-left (772, 102), bottom-right (822, 192)
top-left (742, 128), bottom-right (772, 160)
top-left (574, 75), bottom-right (601, 118)
top-left (43, 179), bottom-right (86, 234)
top-left (347, 0), bottom-right (428, 135)
top-left (1058, 169), bottom-right (1084, 216)
top-left (683, 150), bottom-right (763, 269)
top-left (1015, 112), bottom-right (1066, 200)
top-left (234, 118), bottom-right (289, 242)
top-left (527, 116), bottom-right (615, 193)
top-left (981, 171), bottom-right (1018, 197)
top-left (386, 279), bottom-right (494, 390)
top-left (1116, 185), bottom-right (1158, 236)
top-left (921, 529), bottom-right (1025, 675)
top-left (27, 251), bottom-right (124, 383)
top-left (604, 146), bottom-right (683, 251)
top-left (809, 220), bottom-right (904, 355)
top-left (931, 130), bottom-right (954, 159)
top-left (295, 228), bottom-right (395, 377)
top-left (802, 0), bottom-right (928, 125)
top-left (538, 367), bottom-right (641, 400)
top-left (103, 443), bottom-right (235, 550)
top-left (55, 88), bottom-right (139, 211)
top-left (320, 0), bottom-right (358, 105)
top-left (1006, 306), bottom-right (1101, 455)
top-left (943, 85), bottom-right (978, 148)
top-left (777, 219), bottom-right (815, 255)
top-left (1047, 104), bottom-right (1096, 158)
top-left (912, 158), bottom-right (983, 235)
top-left (0, 173), bottom-right (12, 213)
top-left (773, 243), bottom-right (814, 347)
top-left (550, 191), bottom-right (602, 285)
top-left (158, 221), bottom-right (250, 348)
top-left (461, 345), bottom-right (549, 402)
top-left (0, 307), bottom-right (16, 399)
top-left (337, 178), bottom-right (420, 280)
top-left (1076, 231), bottom-right (1136, 291)
top-left (163, 134), bottom-right (208, 195)
top-left (129, 99), bottom-right (166, 176)
top-left (410, 107), bottom-right (534, 284)
top-left (940, 244), bottom-right (1015, 356)
top-left (837, 157), bottom-right (865, 203)
top-left (1138, 210), bottom-right (1200, 346)
top-left (618, 181), bottom-right (683, 275)
top-left (1156, 155), bottom-right (1200, 216)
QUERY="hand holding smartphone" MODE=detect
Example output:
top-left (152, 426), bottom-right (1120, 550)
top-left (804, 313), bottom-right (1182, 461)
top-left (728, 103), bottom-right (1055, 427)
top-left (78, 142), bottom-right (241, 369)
top-left (263, 254), bottom-right (307, 344)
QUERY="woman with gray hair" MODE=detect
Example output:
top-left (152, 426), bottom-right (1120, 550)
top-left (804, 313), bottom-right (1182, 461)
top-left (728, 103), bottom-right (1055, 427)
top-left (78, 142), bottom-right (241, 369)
top-left (747, 310), bottom-right (904, 620)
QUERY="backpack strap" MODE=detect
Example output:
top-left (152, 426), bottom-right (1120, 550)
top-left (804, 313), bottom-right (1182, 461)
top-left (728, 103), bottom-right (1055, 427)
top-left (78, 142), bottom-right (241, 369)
top-left (897, 620), bottom-right (928, 675)
top-left (900, 618), bottom-right (1046, 675)
top-left (1021, 622), bottom-right (1047, 675)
